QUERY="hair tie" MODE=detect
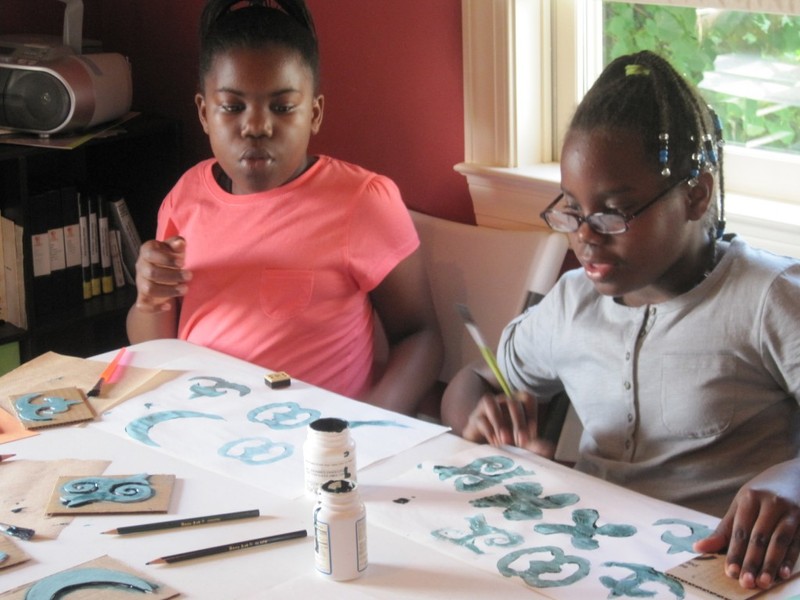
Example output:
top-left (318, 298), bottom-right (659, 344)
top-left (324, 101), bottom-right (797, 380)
top-left (625, 64), bottom-right (650, 77)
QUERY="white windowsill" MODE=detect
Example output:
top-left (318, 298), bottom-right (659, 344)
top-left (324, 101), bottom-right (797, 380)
top-left (456, 162), bottom-right (800, 259)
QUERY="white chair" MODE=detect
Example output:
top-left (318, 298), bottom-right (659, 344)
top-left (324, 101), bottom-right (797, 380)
top-left (410, 210), bottom-right (568, 383)
top-left (410, 210), bottom-right (581, 459)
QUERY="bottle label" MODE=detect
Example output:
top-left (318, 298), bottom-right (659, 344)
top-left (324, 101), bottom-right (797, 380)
top-left (304, 456), bottom-right (356, 496)
top-left (314, 519), bottom-right (333, 575)
top-left (356, 516), bottom-right (368, 572)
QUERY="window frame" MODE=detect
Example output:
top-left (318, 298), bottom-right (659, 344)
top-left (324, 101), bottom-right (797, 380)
top-left (458, 0), bottom-right (800, 257)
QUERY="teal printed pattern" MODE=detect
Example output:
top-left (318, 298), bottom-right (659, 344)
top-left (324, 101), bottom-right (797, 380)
top-left (471, 482), bottom-right (579, 520)
top-left (218, 437), bottom-right (293, 464)
top-left (188, 376), bottom-right (251, 398)
top-left (497, 546), bottom-right (590, 588)
top-left (653, 518), bottom-right (715, 554)
top-left (432, 514), bottom-right (523, 554)
top-left (534, 508), bottom-right (637, 550)
top-left (248, 402), bottom-right (321, 430)
top-left (348, 419), bottom-right (409, 429)
top-left (14, 393), bottom-right (80, 422)
top-left (60, 474), bottom-right (154, 508)
top-left (125, 410), bottom-right (225, 447)
top-left (434, 455), bottom-right (534, 492)
top-left (25, 568), bottom-right (158, 599)
top-left (600, 561), bottom-right (685, 599)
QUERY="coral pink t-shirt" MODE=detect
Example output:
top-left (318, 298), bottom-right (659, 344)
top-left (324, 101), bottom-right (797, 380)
top-left (157, 156), bottom-right (419, 398)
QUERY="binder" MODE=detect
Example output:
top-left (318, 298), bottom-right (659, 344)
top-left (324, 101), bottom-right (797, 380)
top-left (29, 191), bottom-right (53, 318)
top-left (46, 189), bottom-right (67, 310)
top-left (97, 196), bottom-right (114, 294)
top-left (87, 194), bottom-right (102, 297)
top-left (77, 191), bottom-right (93, 300)
top-left (107, 196), bottom-right (142, 285)
top-left (61, 186), bottom-right (84, 306)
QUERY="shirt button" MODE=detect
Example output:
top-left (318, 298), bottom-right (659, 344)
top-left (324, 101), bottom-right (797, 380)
top-left (627, 413), bottom-right (634, 423)
top-left (624, 381), bottom-right (632, 390)
top-left (650, 306), bottom-right (657, 316)
top-left (625, 351), bottom-right (631, 361)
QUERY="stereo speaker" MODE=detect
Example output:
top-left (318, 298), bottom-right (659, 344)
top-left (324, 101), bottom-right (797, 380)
top-left (0, 52), bottom-right (132, 137)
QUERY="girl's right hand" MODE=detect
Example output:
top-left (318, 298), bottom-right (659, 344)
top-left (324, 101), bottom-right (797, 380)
top-left (462, 390), bottom-right (555, 459)
top-left (134, 236), bottom-right (192, 312)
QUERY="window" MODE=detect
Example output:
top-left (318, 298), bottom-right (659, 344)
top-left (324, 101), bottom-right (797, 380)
top-left (459, 0), bottom-right (800, 258)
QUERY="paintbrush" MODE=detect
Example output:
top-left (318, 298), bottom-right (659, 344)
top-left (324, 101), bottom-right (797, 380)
top-left (0, 522), bottom-right (35, 541)
top-left (456, 303), bottom-right (514, 398)
top-left (87, 347), bottom-right (127, 398)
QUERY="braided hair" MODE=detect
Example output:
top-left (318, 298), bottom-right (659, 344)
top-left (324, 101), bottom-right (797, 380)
top-left (569, 51), bottom-right (726, 238)
top-left (199, 0), bottom-right (320, 92)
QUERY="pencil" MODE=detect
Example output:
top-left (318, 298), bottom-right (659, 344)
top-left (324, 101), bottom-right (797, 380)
top-left (102, 509), bottom-right (260, 535)
top-left (145, 528), bottom-right (307, 564)
top-left (456, 304), bottom-right (514, 397)
top-left (0, 454), bottom-right (15, 462)
top-left (87, 347), bottom-right (127, 397)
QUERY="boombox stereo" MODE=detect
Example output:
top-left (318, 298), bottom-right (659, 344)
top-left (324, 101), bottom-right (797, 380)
top-left (0, 0), bottom-right (132, 137)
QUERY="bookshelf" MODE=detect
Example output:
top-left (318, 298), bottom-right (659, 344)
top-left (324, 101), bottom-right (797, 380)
top-left (0, 113), bottom-right (182, 362)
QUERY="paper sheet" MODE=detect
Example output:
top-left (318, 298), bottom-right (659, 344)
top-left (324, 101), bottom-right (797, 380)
top-left (93, 353), bottom-right (450, 499)
top-left (365, 445), bottom-right (751, 600)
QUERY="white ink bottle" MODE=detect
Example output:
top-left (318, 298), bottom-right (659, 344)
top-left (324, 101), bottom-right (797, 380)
top-left (303, 417), bottom-right (356, 498)
top-left (313, 479), bottom-right (367, 580)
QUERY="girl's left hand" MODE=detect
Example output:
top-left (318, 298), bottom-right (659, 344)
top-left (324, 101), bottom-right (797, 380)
top-left (693, 461), bottom-right (800, 589)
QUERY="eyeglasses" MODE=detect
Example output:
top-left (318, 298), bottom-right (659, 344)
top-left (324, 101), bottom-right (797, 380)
top-left (540, 178), bottom-right (688, 235)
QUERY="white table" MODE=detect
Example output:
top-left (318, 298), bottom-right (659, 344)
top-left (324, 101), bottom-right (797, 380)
top-left (1, 340), bottom-right (797, 599)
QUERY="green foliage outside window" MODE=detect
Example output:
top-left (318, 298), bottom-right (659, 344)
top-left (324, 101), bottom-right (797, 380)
top-left (603, 2), bottom-right (800, 153)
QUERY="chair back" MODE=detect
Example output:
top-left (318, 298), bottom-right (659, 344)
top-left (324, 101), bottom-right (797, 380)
top-left (410, 210), bottom-right (568, 382)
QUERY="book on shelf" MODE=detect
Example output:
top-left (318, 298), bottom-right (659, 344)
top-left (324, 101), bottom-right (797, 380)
top-left (97, 195), bottom-right (115, 294)
top-left (61, 186), bottom-right (84, 306)
top-left (46, 189), bottom-right (68, 309)
top-left (77, 191), bottom-right (92, 300)
top-left (0, 211), bottom-right (6, 324)
top-left (1, 214), bottom-right (25, 330)
top-left (109, 229), bottom-right (127, 289)
top-left (29, 191), bottom-right (53, 318)
top-left (107, 196), bottom-right (141, 285)
top-left (87, 194), bottom-right (102, 297)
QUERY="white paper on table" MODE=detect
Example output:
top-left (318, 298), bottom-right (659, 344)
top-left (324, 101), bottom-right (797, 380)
top-left (92, 353), bottom-right (449, 499)
top-left (363, 445), bottom-right (800, 600)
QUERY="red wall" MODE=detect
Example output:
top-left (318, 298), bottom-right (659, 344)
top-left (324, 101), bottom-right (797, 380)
top-left (2, 0), bottom-right (474, 223)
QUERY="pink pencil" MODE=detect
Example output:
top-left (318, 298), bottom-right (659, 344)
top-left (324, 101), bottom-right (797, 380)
top-left (87, 347), bottom-right (127, 397)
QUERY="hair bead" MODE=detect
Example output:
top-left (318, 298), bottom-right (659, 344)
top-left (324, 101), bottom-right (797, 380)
top-left (658, 133), bottom-right (670, 177)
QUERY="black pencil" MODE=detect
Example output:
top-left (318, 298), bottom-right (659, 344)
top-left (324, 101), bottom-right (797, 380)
top-left (146, 528), bottom-right (307, 564)
top-left (103, 509), bottom-right (260, 535)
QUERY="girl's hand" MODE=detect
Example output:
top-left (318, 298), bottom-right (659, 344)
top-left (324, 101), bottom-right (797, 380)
top-left (462, 390), bottom-right (555, 459)
top-left (693, 462), bottom-right (800, 589)
top-left (134, 236), bottom-right (192, 312)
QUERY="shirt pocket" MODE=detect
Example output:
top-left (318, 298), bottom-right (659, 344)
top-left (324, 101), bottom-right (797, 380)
top-left (660, 353), bottom-right (736, 438)
top-left (259, 269), bottom-right (314, 320)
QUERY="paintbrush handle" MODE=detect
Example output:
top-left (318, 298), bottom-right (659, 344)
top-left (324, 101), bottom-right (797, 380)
top-left (479, 346), bottom-right (514, 398)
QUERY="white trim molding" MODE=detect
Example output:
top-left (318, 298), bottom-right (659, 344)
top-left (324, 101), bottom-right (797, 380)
top-left (458, 0), bottom-right (800, 258)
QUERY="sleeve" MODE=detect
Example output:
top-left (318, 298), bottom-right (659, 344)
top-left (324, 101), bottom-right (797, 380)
top-left (497, 274), bottom-right (569, 400)
top-left (761, 263), bottom-right (800, 400)
top-left (346, 174), bottom-right (419, 292)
